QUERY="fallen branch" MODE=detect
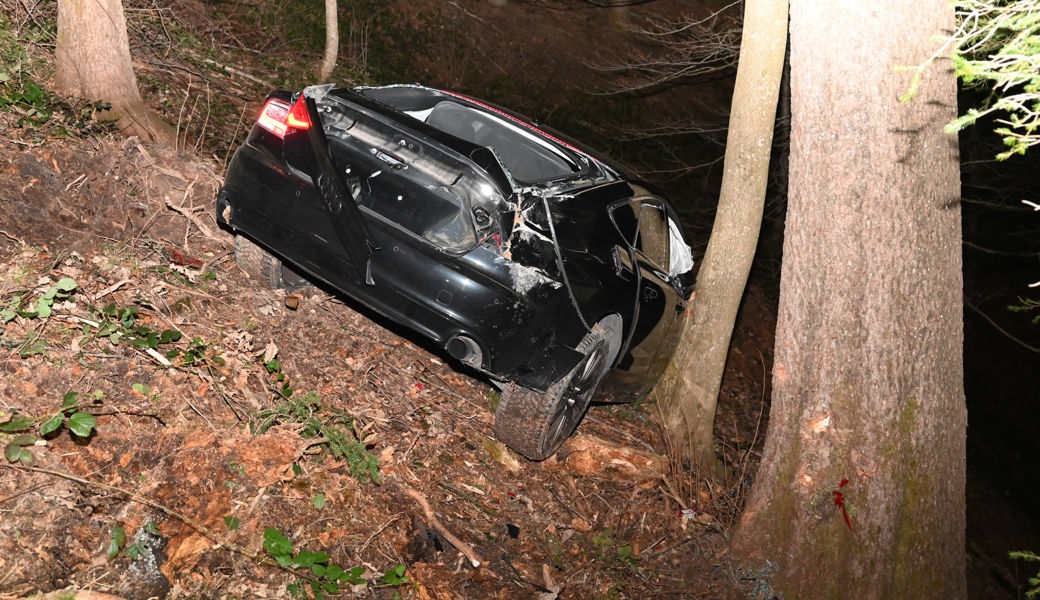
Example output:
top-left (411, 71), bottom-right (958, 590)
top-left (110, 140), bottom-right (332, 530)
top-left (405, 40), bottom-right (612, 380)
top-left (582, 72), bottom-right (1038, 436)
top-left (166, 182), bottom-right (220, 242)
top-left (403, 485), bottom-right (483, 568)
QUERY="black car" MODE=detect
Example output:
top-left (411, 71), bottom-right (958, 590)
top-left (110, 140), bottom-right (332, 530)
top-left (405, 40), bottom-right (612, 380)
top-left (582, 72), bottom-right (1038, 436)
top-left (217, 84), bottom-right (695, 460)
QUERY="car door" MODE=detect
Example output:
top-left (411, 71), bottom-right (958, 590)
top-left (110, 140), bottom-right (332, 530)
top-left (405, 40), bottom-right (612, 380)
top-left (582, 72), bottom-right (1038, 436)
top-left (284, 93), bottom-right (507, 345)
top-left (608, 197), bottom-right (685, 384)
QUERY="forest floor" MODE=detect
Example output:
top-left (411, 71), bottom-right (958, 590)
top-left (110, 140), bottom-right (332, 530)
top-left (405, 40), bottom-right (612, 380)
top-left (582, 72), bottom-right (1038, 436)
top-left (0, 136), bottom-right (772, 600)
top-left (2, 0), bottom-right (1038, 598)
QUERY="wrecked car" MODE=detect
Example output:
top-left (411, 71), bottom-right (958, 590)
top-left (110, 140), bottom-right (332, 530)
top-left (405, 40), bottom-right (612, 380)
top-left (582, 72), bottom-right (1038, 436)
top-left (217, 84), bottom-right (695, 460)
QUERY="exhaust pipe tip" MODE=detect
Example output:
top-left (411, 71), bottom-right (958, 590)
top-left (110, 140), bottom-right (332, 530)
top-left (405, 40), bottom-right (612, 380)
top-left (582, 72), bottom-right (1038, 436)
top-left (446, 335), bottom-right (483, 369)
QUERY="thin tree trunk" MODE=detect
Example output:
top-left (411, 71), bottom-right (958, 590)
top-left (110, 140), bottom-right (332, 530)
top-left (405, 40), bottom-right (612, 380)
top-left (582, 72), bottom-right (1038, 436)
top-left (728, 1), bottom-right (966, 598)
top-left (652, 0), bottom-right (787, 476)
top-left (319, 0), bottom-right (339, 82)
top-left (55, 0), bottom-right (172, 144)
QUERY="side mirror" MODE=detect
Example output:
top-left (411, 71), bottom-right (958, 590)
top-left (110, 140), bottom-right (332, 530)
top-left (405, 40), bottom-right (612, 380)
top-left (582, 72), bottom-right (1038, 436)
top-left (672, 270), bottom-right (696, 300)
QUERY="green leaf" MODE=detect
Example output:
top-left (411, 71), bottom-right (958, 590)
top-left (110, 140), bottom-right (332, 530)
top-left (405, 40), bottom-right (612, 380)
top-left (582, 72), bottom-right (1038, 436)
top-left (325, 564), bottom-right (344, 581)
top-left (223, 515), bottom-right (240, 530)
top-left (39, 413), bottom-right (64, 436)
top-left (0, 415), bottom-right (34, 432)
top-left (108, 526), bottom-right (127, 559)
top-left (62, 390), bottom-right (80, 410)
top-left (34, 298), bottom-right (52, 318)
top-left (340, 565), bottom-right (368, 585)
top-left (945, 110), bottom-right (980, 135)
top-left (19, 335), bottom-right (48, 358)
top-left (262, 527), bottom-right (294, 558)
top-left (311, 493), bottom-right (326, 509)
top-left (4, 442), bottom-right (32, 465)
top-left (125, 541), bottom-right (145, 560)
top-left (67, 411), bottom-right (96, 438)
top-left (294, 550), bottom-right (328, 568)
top-left (55, 278), bottom-right (77, 292)
top-left (379, 564), bottom-right (409, 586)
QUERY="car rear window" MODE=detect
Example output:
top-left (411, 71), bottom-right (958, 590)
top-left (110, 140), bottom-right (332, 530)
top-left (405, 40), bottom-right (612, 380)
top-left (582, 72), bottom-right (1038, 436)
top-left (423, 102), bottom-right (579, 184)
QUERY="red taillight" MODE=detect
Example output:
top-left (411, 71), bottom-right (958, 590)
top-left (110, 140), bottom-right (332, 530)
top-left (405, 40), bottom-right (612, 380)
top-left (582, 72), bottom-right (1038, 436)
top-left (256, 96), bottom-right (311, 138)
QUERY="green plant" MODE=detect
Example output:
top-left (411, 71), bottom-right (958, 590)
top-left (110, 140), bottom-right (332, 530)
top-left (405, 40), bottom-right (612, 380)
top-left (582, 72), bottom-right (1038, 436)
top-left (1, 277), bottom-right (77, 324)
top-left (591, 528), bottom-right (639, 570)
top-left (2, 390), bottom-right (99, 464)
top-left (1009, 297), bottom-right (1040, 324)
top-left (1, 279), bottom-right (222, 368)
top-left (0, 59), bottom-right (54, 127)
top-left (1, 13), bottom-right (117, 139)
top-left (253, 393), bottom-right (381, 484)
top-left (83, 301), bottom-right (225, 368)
top-left (262, 527), bottom-right (408, 599)
top-left (945, 0), bottom-right (1040, 159)
top-left (40, 391), bottom-right (99, 438)
top-left (107, 521), bottom-right (161, 561)
top-left (1010, 550), bottom-right (1040, 599)
top-left (265, 358), bottom-right (294, 397)
top-left (106, 526), bottom-right (128, 560)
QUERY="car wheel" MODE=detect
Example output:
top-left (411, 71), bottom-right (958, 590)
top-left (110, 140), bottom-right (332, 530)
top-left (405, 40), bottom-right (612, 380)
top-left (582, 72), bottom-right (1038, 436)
top-left (233, 235), bottom-right (308, 290)
top-left (494, 314), bottom-right (623, 461)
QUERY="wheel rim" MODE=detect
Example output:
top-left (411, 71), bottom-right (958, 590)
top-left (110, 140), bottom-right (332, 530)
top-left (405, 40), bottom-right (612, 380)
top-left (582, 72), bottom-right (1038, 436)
top-left (543, 337), bottom-right (609, 449)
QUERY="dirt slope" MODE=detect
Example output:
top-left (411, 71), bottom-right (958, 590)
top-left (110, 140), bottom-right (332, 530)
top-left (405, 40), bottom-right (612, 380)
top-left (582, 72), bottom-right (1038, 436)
top-left (0, 131), bottom-right (772, 598)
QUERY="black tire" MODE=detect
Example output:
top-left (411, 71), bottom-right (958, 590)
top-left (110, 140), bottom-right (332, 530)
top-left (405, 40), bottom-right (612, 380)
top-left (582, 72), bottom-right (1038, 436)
top-left (233, 235), bottom-right (308, 290)
top-left (494, 314), bottom-right (623, 460)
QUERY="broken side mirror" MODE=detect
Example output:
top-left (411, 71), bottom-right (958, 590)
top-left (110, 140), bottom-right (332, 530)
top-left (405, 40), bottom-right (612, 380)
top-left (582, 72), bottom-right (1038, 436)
top-left (672, 269), bottom-right (696, 300)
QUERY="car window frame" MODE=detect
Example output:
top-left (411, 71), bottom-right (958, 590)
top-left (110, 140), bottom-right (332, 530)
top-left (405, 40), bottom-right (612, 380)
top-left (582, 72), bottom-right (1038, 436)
top-left (608, 196), bottom-right (672, 276)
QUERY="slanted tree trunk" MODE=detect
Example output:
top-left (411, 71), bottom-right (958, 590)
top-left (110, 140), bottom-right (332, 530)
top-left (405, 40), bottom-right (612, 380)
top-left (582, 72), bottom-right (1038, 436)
top-left (652, 0), bottom-right (787, 475)
top-left (319, 0), bottom-right (339, 82)
top-left (54, 0), bottom-right (172, 143)
top-left (728, 1), bottom-right (966, 598)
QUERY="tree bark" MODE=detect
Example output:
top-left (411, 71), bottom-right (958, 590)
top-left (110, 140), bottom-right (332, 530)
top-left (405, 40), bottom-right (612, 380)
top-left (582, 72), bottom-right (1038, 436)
top-left (55, 0), bottom-right (173, 144)
top-left (652, 0), bottom-right (787, 476)
top-left (728, 2), bottom-right (966, 598)
top-left (319, 0), bottom-right (339, 82)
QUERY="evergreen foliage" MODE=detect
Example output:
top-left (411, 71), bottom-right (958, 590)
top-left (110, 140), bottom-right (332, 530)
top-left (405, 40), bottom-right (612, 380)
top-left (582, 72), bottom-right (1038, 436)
top-left (947, 0), bottom-right (1040, 159)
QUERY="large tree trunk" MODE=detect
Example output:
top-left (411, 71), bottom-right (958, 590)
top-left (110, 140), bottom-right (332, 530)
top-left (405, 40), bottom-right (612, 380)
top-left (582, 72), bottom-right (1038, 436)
top-left (652, 0), bottom-right (787, 475)
top-left (728, 1), bottom-right (966, 598)
top-left (55, 0), bottom-right (172, 143)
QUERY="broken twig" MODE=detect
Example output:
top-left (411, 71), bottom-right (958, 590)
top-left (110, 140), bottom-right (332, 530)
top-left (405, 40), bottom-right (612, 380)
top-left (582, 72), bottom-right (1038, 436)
top-left (404, 485), bottom-right (483, 567)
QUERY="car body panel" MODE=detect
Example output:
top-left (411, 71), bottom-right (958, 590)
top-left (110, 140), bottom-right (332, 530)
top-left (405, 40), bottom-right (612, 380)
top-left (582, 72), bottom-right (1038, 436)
top-left (217, 84), bottom-right (694, 398)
